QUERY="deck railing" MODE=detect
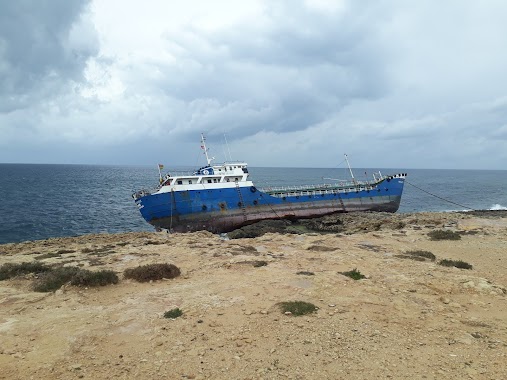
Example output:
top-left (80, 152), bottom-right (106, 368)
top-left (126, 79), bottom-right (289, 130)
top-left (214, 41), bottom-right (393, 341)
top-left (258, 179), bottom-right (380, 194)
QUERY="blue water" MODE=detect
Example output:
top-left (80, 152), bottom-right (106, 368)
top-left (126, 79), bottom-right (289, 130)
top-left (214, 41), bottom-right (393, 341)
top-left (0, 164), bottom-right (506, 244)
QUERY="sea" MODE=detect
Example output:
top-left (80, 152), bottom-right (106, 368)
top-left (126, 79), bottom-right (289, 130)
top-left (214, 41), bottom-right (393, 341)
top-left (0, 164), bottom-right (506, 245)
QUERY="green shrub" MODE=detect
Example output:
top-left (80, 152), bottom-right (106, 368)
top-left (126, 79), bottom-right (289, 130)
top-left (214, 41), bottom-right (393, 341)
top-left (32, 267), bottom-right (81, 292)
top-left (278, 301), bottom-right (318, 316)
top-left (340, 268), bottom-right (366, 280)
top-left (405, 250), bottom-right (436, 261)
top-left (0, 262), bottom-right (51, 280)
top-left (163, 308), bottom-right (183, 319)
top-left (439, 259), bottom-right (473, 270)
top-left (70, 269), bottom-right (119, 286)
top-left (124, 263), bottom-right (181, 282)
top-left (428, 230), bottom-right (461, 241)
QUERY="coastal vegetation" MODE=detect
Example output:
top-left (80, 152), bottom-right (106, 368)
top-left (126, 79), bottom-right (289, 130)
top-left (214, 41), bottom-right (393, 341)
top-left (124, 263), bottom-right (181, 282)
top-left (33, 267), bottom-right (119, 292)
top-left (0, 262), bottom-right (51, 280)
top-left (397, 250), bottom-right (437, 262)
top-left (438, 259), bottom-right (473, 270)
top-left (163, 308), bottom-right (183, 319)
top-left (278, 301), bottom-right (318, 316)
top-left (340, 268), bottom-right (366, 280)
top-left (428, 229), bottom-right (462, 240)
top-left (70, 269), bottom-right (119, 286)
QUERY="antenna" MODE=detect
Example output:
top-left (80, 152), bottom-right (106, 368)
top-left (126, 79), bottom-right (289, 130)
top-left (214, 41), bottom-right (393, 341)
top-left (224, 133), bottom-right (232, 161)
top-left (200, 133), bottom-right (214, 165)
top-left (344, 154), bottom-right (357, 184)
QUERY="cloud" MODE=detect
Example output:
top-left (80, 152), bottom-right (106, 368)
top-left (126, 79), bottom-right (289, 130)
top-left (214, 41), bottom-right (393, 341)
top-left (0, 0), bottom-right (98, 112)
top-left (1, 0), bottom-right (507, 169)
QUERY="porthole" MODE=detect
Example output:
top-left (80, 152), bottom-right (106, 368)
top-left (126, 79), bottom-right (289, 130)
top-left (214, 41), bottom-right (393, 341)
top-left (253, 200), bottom-right (258, 205)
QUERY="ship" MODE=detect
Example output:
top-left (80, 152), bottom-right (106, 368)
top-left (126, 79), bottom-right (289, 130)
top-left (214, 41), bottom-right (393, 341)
top-left (132, 134), bottom-right (406, 233)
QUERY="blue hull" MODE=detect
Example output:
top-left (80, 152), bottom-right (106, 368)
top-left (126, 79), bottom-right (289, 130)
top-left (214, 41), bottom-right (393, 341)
top-left (135, 177), bottom-right (406, 233)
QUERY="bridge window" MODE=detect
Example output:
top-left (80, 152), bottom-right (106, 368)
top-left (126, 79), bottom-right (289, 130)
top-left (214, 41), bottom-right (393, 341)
top-left (177, 180), bottom-right (182, 185)
top-left (207, 179), bottom-right (212, 183)
top-left (188, 180), bottom-right (192, 184)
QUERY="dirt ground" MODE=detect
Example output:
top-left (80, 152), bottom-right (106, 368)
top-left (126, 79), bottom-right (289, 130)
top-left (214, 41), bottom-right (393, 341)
top-left (1, 212), bottom-right (506, 380)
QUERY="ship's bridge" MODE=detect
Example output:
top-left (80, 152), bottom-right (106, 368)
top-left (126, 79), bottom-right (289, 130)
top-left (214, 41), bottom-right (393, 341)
top-left (155, 161), bottom-right (251, 193)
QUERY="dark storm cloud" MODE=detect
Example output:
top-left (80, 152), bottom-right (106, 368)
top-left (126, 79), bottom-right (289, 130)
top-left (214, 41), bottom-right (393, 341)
top-left (2, 0), bottom-right (507, 169)
top-left (158, 0), bottom-right (391, 139)
top-left (0, 0), bottom-right (98, 111)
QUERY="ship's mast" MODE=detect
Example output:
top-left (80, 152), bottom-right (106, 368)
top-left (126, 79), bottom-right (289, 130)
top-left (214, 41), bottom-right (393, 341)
top-left (344, 154), bottom-right (357, 184)
top-left (201, 133), bottom-right (214, 165)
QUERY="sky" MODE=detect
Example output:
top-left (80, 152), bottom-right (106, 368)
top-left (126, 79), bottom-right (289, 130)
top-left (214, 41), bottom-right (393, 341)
top-left (1, 0), bottom-right (507, 169)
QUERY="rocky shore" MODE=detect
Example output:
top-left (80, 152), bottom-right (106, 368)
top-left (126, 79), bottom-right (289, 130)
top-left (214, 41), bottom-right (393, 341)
top-left (1, 211), bottom-right (506, 379)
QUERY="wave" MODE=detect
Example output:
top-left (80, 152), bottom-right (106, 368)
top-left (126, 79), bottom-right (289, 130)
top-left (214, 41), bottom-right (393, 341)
top-left (489, 204), bottom-right (507, 211)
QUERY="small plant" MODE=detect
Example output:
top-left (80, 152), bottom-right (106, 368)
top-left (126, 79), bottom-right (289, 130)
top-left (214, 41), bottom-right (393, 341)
top-left (70, 269), bottom-right (119, 286)
top-left (0, 262), bottom-right (51, 280)
top-left (32, 267), bottom-right (81, 292)
top-left (404, 250), bottom-right (436, 261)
top-left (163, 308), bottom-right (183, 319)
top-left (278, 301), bottom-right (318, 316)
top-left (340, 268), bottom-right (366, 280)
top-left (428, 230), bottom-right (461, 241)
top-left (124, 263), bottom-right (181, 282)
top-left (439, 259), bottom-right (473, 270)
top-left (252, 260), bottom-right (268, 267)
top-left (296, 271), bottom-right (315, 276)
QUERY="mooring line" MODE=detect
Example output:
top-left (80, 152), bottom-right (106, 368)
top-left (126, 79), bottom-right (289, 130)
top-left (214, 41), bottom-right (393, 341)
top-left (406, 180), bottom-right (475, 211)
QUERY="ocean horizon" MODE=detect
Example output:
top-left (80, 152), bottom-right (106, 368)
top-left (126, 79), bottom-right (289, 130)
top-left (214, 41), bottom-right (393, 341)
top-left (1, 163), bottom-right (506, 244)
